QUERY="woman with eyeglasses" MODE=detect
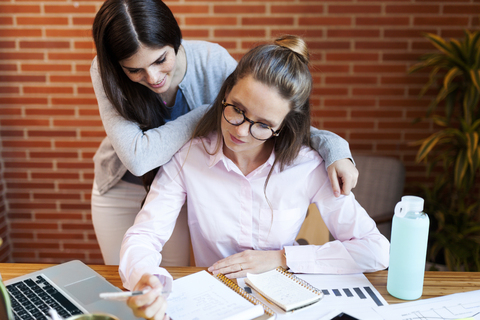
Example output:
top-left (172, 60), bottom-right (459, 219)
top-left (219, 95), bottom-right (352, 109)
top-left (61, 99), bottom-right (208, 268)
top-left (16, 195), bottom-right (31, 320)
top-left (90, 0), bottom-right (359, 267)
top-left (119, 35), bottom-right (389, 320)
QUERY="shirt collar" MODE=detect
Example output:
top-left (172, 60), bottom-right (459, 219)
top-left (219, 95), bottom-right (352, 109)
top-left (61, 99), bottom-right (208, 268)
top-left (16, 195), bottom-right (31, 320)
top-left (205, 132), bottom-right (279, 174)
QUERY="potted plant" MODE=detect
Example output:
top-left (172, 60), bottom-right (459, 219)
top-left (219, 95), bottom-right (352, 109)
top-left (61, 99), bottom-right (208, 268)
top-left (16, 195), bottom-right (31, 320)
top-left (409, 30), bottom-right (480, 271)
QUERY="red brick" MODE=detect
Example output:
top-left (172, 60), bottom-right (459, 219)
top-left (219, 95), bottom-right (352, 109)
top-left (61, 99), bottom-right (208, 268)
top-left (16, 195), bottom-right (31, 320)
top-left (352, 88), bottom-right (405, 96)
top-left (386, 5), bottom-right (440, 14)
top-left (414, 17), bottom-right (469, 26)
top-left (0, 17), bottom-right (13, 25)
top-left (356, 17), bottom-right (410, 26)
top-left (215, 5), bottom-right (265, 14)
top-left (271, 29), bottom-right (324, 38)
top-left (0, 4), bottom-right (41, 13)
top-left (24, 86), bottom-right (73, 94)
top-left (72, 17), bottom-right (94, 26)
top-left (309, 41), bottom-right (350, 50)
top-left (214, 29), bottom-right (266, 38)
top-left (50, 75), bottom-right (92, 83)
top-left (37, 232), bottom-right (84, 240)
top-left (326, 52), bottom-right (378, 61)
top-left (0, 28), bottom-right (42, 37)
top-left (25, 108), bottom-right (75, 116)
top-left (0, 52), bottom-right (44, 60)
top-left (355, 41), bottom-right (408, 50)
top-left (384, 29), bottom-right (436, 38)
top-left (48, 52), bottom-right (95, 61)
top-left (326, 76), bottom-right (377, 85)
top-left (300, 17), bottom-right (351, 26)
top-left (0, 63), bottom-right (17, 71)
top-left (4, 161), bottom-right (53, 170)
top-left (444, 5), bottom-right (480, 14)
top-left (2, 140), bottom-right (51, 148)
top-left (0, 119), bottom-right (50, 127)
top-left (181, 29), bottom-right (210, 38)
top-left (22, 64), bottom-right (72, 72)
top-left (312, 88), bottom-right (349, 96)
top-left (0, 41), bottom-right (15, 49)
top-left (57, 162), bottom-right (94, 169)
top-left (186, 17), bottom-right (238, 26)
top-left (327, 29), bottom-right (380, 38)
top-left (328, 5), bottom-right (381, 14)
top-left (353, 64), bottom-right (407, 73)
top-left (44, 4), bottom-right (97, 13)
top-left (46, 29), bottom-right (91, 37)
top-left (17, 17), bottom-right (69, 25)
top-left (0, 87), bottom-right (20, 94)
top-left (20, 41), bottom-right (70, 49)
top-left (55, 141), bottom-right (101, 149)
top-left (28, 130), bottom-right (76, 138)
top-left (271, 5), bottom-right (323, 14)
top-left (29, 151), bottom-right (79, 159)
top-left (325, 99), bottom-right (376, 107)
top-left (243, 17), bottom-right (294, 26)
top-left (171, 5), bottom-right (211, 15)
top-left (51, 98), bottom-right (98, 105)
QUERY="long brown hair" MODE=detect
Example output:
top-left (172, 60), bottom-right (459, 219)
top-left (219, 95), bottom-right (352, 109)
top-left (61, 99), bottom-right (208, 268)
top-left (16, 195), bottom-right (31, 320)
top-left (92, 0), bottom-right (182, 193)
top-left (194, 35), bottom-right (313, 174)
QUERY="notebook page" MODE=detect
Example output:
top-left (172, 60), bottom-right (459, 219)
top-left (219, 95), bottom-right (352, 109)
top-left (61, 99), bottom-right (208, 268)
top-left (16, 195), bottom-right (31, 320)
top-left (166, 270), bottom-right (264, 320)
top-left (246, 270), bottom-right (320, 311)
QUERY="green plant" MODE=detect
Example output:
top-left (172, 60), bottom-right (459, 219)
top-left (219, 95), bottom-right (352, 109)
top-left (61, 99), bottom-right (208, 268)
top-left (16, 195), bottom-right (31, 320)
top-left (410, 30), bottom-right (480, 271)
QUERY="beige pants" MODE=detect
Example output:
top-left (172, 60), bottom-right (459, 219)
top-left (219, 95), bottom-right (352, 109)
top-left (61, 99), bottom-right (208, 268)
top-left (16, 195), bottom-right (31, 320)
top-left (91, 180), bottom-right (190, 266)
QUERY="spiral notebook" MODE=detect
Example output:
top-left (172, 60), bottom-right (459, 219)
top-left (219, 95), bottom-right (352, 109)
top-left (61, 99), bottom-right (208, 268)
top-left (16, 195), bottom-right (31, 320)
top-left (166, 270), bottom-right (275, 320)
top-left (245, 267), bottom-right (324, 312)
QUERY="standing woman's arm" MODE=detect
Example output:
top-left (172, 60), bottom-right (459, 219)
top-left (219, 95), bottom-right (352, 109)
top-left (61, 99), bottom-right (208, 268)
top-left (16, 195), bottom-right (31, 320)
top-left (91, 58), bottom-right (209, 176)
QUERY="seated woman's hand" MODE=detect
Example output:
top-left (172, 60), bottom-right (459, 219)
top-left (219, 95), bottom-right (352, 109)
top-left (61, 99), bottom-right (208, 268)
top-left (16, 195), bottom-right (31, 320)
top-left (328, 158), bottom-right (358, 197)
top-left (208, 250), bottom-right (286, 279)
top-left (126, 273), bottom-right (170, 320)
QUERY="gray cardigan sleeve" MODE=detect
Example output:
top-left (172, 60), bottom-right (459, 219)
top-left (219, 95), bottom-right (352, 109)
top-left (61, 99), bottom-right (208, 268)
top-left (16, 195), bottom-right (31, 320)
top-left (91, 58), bottom-right (209, 176)
top-left (310, 126), bottom-right (353, 168)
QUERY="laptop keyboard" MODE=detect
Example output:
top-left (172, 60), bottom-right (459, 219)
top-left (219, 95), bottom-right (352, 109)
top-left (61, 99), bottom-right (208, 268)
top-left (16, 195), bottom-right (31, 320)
top-left (7, 275), bottom-right (84, 320)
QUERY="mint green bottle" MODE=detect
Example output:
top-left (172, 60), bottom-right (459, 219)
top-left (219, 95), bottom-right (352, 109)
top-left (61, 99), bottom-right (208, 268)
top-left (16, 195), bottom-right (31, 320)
top-left (387, 195), bottom-right (430, 300)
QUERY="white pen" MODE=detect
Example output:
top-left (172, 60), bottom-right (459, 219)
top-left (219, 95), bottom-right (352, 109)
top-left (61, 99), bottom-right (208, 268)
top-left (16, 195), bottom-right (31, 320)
top-left (99, 289), bottom-right (171, 301)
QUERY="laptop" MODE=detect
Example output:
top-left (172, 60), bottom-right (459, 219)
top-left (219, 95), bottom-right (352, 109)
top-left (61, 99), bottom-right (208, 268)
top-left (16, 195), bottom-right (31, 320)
top-left (1, 260), bottom-right (141, 320)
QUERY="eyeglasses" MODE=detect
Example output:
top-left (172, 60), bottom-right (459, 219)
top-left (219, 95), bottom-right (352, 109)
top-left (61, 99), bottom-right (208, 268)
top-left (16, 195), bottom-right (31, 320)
top-left (222, 100), bottom-right (281, 141)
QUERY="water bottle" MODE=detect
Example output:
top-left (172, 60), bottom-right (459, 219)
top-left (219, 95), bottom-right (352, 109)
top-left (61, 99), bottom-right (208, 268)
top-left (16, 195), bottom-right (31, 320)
top-left (387, 195), bottom-right (430, 300)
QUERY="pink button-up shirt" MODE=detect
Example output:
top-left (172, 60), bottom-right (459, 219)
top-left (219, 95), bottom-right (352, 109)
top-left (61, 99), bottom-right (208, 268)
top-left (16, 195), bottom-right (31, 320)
top-left (119, 133), bottom-right (389, 290)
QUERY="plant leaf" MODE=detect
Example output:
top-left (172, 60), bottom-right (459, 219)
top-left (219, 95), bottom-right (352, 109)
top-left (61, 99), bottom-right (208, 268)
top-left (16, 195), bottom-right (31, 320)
top-left (454, 149), bottom-right (468, 188)
top-left (416, 131), bottom-right (445, 162)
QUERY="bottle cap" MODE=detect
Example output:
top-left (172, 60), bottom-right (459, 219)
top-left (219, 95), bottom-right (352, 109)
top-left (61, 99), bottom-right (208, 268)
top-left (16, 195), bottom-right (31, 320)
top-left (394, 195), bottom-right (424, 218)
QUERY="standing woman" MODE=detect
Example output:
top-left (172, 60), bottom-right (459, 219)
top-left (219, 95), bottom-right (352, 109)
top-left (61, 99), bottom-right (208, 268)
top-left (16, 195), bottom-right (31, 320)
top-left (90, 0), bottom-right (358, 265)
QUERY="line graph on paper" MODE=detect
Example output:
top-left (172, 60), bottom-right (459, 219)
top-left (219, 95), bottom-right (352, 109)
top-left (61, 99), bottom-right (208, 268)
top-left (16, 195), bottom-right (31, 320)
top-left (375, 290), bottom-right (480, 320)
top-left (398, 303), bottom-right (480, 320)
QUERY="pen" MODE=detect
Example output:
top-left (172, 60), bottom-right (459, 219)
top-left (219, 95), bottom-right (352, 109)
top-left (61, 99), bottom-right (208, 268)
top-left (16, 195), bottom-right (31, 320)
top-left (99, 289), bottom-right (171, 300)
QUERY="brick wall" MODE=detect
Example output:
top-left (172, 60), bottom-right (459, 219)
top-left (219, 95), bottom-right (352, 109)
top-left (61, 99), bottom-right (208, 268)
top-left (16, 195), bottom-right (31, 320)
top-left (0, 0), bottom-right (479, 264)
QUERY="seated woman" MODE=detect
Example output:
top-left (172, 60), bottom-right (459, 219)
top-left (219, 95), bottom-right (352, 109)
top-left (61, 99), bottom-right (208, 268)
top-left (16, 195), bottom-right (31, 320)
top-left (120, 35), bottom-right (389, 319)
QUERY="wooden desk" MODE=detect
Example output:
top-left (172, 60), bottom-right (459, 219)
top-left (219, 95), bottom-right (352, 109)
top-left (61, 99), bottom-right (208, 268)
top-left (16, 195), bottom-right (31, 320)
top-left (1, 263), bottom-right (479, 305)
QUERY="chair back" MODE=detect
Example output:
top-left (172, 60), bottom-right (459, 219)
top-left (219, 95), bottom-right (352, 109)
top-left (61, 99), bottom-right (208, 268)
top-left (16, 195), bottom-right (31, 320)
top-left (352, 154), bottom-right (405, 240)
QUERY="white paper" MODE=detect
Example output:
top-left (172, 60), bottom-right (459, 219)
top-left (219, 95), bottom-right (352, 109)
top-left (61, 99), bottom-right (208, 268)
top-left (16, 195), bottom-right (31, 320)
top-left (373, 289), bottom-right (480, 320)
top-left (238, 273), bottom-right (388, 320)
top-left (246, 270), bottom-right (321, 311)
top-left (166, 270), bottom-right (264, 320)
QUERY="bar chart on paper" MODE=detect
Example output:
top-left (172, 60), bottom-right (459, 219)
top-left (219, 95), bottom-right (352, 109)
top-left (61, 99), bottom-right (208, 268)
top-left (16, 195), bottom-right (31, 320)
top-left (238, 273), bottom-right (388, 319)
top-left (374, 290), bottom-right (480, 320)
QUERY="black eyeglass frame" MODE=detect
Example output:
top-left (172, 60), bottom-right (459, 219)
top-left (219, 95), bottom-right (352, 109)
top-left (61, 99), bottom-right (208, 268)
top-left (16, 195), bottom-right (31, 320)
top-left (222, 100), bottom-right (281, 141)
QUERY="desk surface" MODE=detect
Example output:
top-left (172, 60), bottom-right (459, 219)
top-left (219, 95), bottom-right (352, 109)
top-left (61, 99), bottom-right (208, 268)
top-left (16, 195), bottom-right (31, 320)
top-left (1, 263), bottom-right (479, 305)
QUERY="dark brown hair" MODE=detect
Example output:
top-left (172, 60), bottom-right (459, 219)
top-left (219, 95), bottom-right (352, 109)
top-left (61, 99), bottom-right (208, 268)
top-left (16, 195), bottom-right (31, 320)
top-left (92, 0), bottom-right (182, 194)
top-left (92, 0), bottom-right (182, 131)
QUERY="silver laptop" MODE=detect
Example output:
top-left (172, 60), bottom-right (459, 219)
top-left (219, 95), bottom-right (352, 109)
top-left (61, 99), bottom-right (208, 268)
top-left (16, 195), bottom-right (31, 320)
top-left (2, 260), bottom-right (140, 320)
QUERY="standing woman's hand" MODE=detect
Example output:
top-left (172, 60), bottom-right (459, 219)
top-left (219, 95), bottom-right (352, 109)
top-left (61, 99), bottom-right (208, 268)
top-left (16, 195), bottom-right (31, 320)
top-left (126, 273), bottom-right (170, 320)
top-left (328, 158), bottom-right (359, 197)
top-left (208, 249), bottom-right (287, 279)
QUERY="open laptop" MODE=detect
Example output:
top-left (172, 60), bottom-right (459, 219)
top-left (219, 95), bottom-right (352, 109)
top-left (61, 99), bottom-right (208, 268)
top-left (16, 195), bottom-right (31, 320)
top-left (1, 260), bottom-right (140, 320)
